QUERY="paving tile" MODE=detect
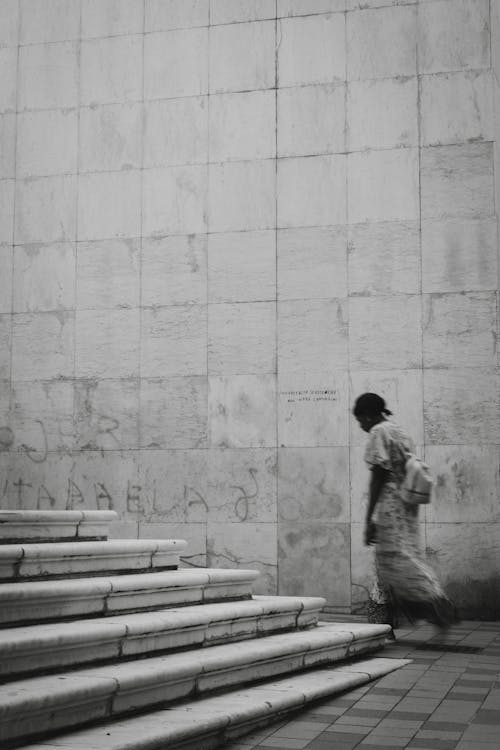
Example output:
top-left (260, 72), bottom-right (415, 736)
top-left (342, 708), bottom-right (389, 719)
top-left (259, 737), bottom-right (310, 749)
top-left (472, 709), bottom-right (500, 724)
top-left (423, 722), bottom-right (469, 732)
top-left (361, 737), bottom-right (410, 747)
top-left (336, 715), bottom-right (381, 727)
top-left (407, 741), bottom-right (458, 749)
top-left (416, 729), bottom-right (463, 740)
top-left (271, 721), bottom-right (329, 740)
top-left (305, 737), bottom-right (360, 750)
top-left (325, 724), bottom-right (370, 735)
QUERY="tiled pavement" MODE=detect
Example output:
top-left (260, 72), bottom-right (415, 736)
top-left (224, 621), bottom-right (500, 750)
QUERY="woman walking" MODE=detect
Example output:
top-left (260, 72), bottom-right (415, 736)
top-left (353, 392), bottom-right (458, 629)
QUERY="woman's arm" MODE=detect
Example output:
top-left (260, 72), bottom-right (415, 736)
top-left (364, 465), bottom-right (390, 545)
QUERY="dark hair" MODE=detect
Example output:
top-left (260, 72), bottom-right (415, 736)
top-left (353, 392), bottom-right (392, 418)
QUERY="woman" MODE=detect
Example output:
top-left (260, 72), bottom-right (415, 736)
top-left (353, 392), bottom-right (457, 629)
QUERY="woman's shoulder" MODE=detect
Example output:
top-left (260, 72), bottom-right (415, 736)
top-left (373, 420), bottom-right (413, 450)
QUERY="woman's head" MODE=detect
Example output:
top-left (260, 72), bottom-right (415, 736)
top-left (353, 392), bottom-right (392, 432)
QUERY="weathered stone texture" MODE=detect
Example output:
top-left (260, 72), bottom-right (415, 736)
top-left (1, 0), bottom-right (499, 618)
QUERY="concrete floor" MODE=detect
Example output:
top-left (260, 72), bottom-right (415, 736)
top-left (224, 620), bottom-right (500, 750)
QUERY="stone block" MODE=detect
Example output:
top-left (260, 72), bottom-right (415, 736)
top-left (15, 176), bottom-right (77, 245)
top-left (278, 155), bottom-right (347, 228)
top-left (146, 0), bottom-right (208, 30)
top-left (420, 70), bottom-right (494, 147)
top-left (209, 20), bottom-right (275, 93)
top-left (79, 103), bottom-right (142, 173)
top-left (0, 179), bottom-right (14, 243)
top-left (12, 311), bottom-right (74, 381)
top-left (75, 378), bottom-right (139, 451)
top-left (424, 368), bottom-right (499, 444)
top-left (278, 298), bottom-right (348, 373)
top-left (418, 0), bottom-right (490, 75)
top-left (347, 0), bottom-right (413, 8)
top-left (0, 452), bottom-right (77, 510)
top-left (349, 295), bottom-right (422, 370)
top-left (420, 143), bottom-right (494, 220)
top-left (212, 0), bottom-right (275, 23)
top-left (71, 450), bottom-right (141, 516)
top-left (75, 308), bottom-right (140, 378)
top-left (0, 47), bottom-right (16, 114)
top-left (278, 447), bottom-right (349, 523)
top-left (350, 522), bottom-right (376, 610)
top-left (209, 160), bottom-right (275, 233)
top-left (207, 448), bottom-right (277, 523)
top-left (207, 522), bottom-right (277, 595)
top-left (139, 522), bottom-right (206, 566)
top-left (209, 374), bottom-right (276, 448)
top-left (81, 36), bottom-right (143, 106)
top-left (278, 226), bottom-right (347, 301)
top-left (144, 97), bottom-right (208, 168)
top-left (425, 522), bottom-right (500, 617)
top-left (18, 41), bottom-right (78, 110)
top-left (279, 0), bottom-right (344, 15)
top-left (208, 301), bottom-right (276, 375)
top-left (347, 6), bottom-right (416, 80)
top-left (78, 171), bottom-right (142, 241)
top-left (277, 371), bottom-right (349, 447)
top-left (16, 109), bottom-right (78, 178)
top-left (82, 0), bottom-right (145, 37)
top-left (142, 235), bottom-right (207, 307)
top-left (423, 292), bottom-right (497, 369)
top-left (348, 148), bottom-right (419, 223)
top-left (0, 316), bottom-right (11, 380)
top-left (348, 221), bottom-right (420, 296)
top-left (0, 113), bottom-right (16, 178)
top-left (425, 445), bottom-right (500, 523)
top-left (76, 239), bottom-right (140, 310)
top-left (20, 0), bottom-right (80, 43)
top-left (208, 230), bottom-right (275, 304)
top-left (145, 27), bottom-right (208, 99)
top-left (143, 165), bottom-right (208, 236)
top-left (278, 14), bottom-right (345, 87)
top-left (278, 521), bottom-right (350, 606)
top-left (140, 376), bottom-right (208, 449)
top-left (141, 305), bottom-right (207, 377)
top-left (278, 84), bottom-right (345, 158)
top-left (0, 0), bottom-right (18, 47)
top-left (349, 369), bottom-right (424, 448)
top-left (139, 449), bottom-right (208, 522)
top-left (13, 243), bottom-right (76, 313)
top-left (210, 90), bottom-right (275, 162)
top-left (421, 218), bottom-right (498, 293)
top-left (347, 77), bottom-right (418, 151)
top-left (0, 246), bottom-right (12, 313)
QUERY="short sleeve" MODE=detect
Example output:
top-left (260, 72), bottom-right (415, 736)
top-left (364, 424), bottom-right (391, 470)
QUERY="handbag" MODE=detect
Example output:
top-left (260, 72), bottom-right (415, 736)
top-left (403, 453), bottom-right (433, 505)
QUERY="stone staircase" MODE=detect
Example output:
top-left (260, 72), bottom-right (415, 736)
top-left (0, 510), bottom-right (410, 750)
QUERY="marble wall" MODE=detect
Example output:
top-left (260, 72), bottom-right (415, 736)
top-left (0, 0), bottom-right (499, 616)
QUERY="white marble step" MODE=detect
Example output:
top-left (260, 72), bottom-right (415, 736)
top-left (0, 568), bottom-right (259, 626)
top-left (0, 622), bottom-right (392, 745)
top-left (18, 656), bottom-right (411, 750)
top-left (0, 511), bottom-right (118, 543)
top-left (0, 539), bottom-right (187, 581)
top-left (0, 595), bottom-right (326, 679)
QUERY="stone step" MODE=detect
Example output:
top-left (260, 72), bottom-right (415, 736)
top-left (0, 622), bottom-right (392, 745)
top-left (0, 511), bottom-right (118, 544)
top-left (17, 656), bottom-right (410, 750)
top-left (0, 595), bottom-right (326, 679)
top-left (0, 568), bottom-right (260, 627)
top-left (0, 539), bottom-right (187, 581)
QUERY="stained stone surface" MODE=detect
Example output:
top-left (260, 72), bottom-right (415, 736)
top-left (207, 448), bottom-right (277, 523)
top-left (278, 447), bottom-right (349, 523)
top-left (277, 371), bottom-right (349, 448)
top-left (425, 445), bottom-right (500, 523)
top-left (207, 522), bottom-right (277, 595)
top-left (209, 375), bottom-right (276, 449)
top-left (278, 521), bottom-right (350, 605)
top-left (1, 1), bottom-right (499, 616)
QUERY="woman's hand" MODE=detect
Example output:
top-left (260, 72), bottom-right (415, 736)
top-left (364, 520), bottom-right (377, 546)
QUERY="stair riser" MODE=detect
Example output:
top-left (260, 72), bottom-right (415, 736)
top-left (0, 636), bottom-right (386, 744)
top-left (0, 610), bottom-right (322, 679)
top-left (0, 587), bottom-right (254, 627)
top-left (0, 553), bottom-right (180, 581)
